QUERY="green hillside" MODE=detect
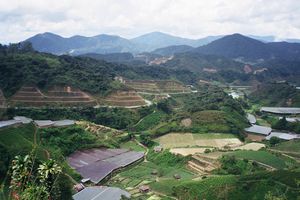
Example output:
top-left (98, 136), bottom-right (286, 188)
top-left (0, 44), bottom-right (119, 97)
top-left (249, 82), bottom-right (300, 106)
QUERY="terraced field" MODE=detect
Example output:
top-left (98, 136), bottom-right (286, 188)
top-left (125, 79), bottom-right (192, 94)
top-left (156, 133), bottom-right (242, 149)
top-left (10, 86), bottom-right (96, 107)
top-left (229, 150), bottom-right (287, 169)
top-left (103, 90), bottom-right (147, 107)
top-left (150, 175), bottom-right (237, 198)
top-left (188, 154), bottom-right (220, 174)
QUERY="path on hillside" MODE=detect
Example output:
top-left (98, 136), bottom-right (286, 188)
top-left (33, 125), bottom-right (51, 159)
top-left (135, 139), bottom-right (149, 162)
top-left (33, 126), bottom-right (37, 146)
top-left (249, 160), bottom-right (276, 171)
top-left (268, 149), bottom-right (300, 162)
top-left (133, 110), bottom-right (156, 127)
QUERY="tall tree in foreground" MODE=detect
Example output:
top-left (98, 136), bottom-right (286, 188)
top-left (8, 153), bottom-right (71, 200)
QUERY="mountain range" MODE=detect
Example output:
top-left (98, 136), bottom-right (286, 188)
top-left (194, 34), bottom-right (300, 62)
top-left (24, 31), bottom-right (300, 56)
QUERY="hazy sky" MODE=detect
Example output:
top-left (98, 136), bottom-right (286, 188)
top-left (1, 0), bottom-right (300, 43)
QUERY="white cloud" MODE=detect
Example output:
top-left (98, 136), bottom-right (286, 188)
top-left (0, 0), bottom-right (300, 43)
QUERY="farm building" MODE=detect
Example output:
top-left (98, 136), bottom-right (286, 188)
top-left (244, 125), bottom-right (272, 136)
top-left (34, 119), bottom-right (75, 128)
top-left (67, 148), bottom-right (144, 184)
top-left (72, 186), bottom-right (130, 200)
top-left (13, 116), bottom-right (32, 124)
top-left (139, 185), bottom-right (150, 193)
top-left (279, 117), bottom-right (300, 123)
top-left (0, 116), bottom-right (34, 129)
top-left (265, 132), bottom-right (299, 141)
top-left (0, 120), bottom-right (22, 129)
top-left (53, 120), bottom-right (75, 127)
top-left (247, 113), bottom-right (256, 124)
top-left (154, 146), bottom-right (163, 152)
top-left (260, 107), bottom-right (300, 114)
top-left (173, 174), bottom-right (181, 179)
top-left (73, 183), bottom-right (85, 192)
top-left (34, 120), bottom-right (55, 128)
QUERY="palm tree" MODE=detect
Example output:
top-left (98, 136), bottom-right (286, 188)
top-left (10, 155), bottom-right (32, 191)
top-left (38, 159), bottom-right (62, 190)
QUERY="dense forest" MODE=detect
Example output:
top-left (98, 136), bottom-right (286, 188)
top-left (249, 82), bottom-right (300, 106)
top-left (0, 43), bottom-right (117, 97)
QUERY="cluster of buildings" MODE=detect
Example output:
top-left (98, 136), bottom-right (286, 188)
top-left (245, 107), bottom-right (300, 141)
top-left (0, 116), bottom-right (75, 129)
top-left (73, 186), bottom-right (131, 200)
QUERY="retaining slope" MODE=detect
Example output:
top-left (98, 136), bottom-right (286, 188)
top-left (104, 90), bottom-right (147, 107)
top-left (125, 80), bottom-right (192, 94)
top-left (10, 86), bottom-right (96, 107)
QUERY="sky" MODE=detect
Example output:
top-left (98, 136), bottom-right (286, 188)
top-left (1, 0), bottom-right (300, 43)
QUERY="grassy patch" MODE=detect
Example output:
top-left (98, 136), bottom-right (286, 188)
top-left (229, 150), bottom-right (287, 169)
top-left (135, 111), bottom-right (166, 131)
top-left (0, 124), bottom-right (46, 159)
top-left (155, 133), bottom-right (241, 148)
top-left (272, 140), bottom-right (300, 153)
top-left (120, 141), bottom-right (145, 152)
top-left (193, 133), bottom-right (237, 139)
top-left (173, 176), bottom-right (237, 199)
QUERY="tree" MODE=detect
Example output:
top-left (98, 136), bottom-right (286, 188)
top-left (9, 154), bottom-right (68, 200)
top-left (0, 145), bottom-right (10, 181)
top-left (139, 133), bottom-right (153, 147)
top-left (269, 137), bottom-right (281, 146)
top-left (272, 117), bottom-right (288, 130)
top-left (264, 191), bottom-right (287, 200)
top-left (157, 100), bottom-right (171, 114)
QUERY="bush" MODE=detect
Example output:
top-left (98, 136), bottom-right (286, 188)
top-left (269, 137), bottom-right (281, 146)
top-left (204, 149), bottom-right (211, 154)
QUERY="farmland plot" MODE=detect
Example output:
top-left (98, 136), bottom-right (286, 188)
top-left (156, 133), bottom-right (242, 149)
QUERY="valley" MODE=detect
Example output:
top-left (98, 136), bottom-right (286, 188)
top-left (0, 32), bottom-right (300, 200)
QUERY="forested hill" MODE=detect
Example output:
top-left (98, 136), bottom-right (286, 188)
top-left (161, 52), bottom-right (244, 73)
top-left (194, 33), bottom-right (300, 62)
top-left (0, 43), bottom-right (200, 97)
top-left (0, 43), bottom-right (117, 97)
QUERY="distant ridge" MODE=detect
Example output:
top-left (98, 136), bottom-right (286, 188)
top-left (26, 32), bottom-right (140, 55)
top-left (194, 33), bottom-right (300, 61)
top-left (24, 32), bottom-right (300, 56)
top-left (151, 45), bottom-right (194, 56)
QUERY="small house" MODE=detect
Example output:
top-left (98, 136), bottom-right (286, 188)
top-left (151, 170), bottom-right (158, 175)
top-left (154, 146), bottom-right (163, 152)
top-left (139, 185), bottom-right (150, 193)
top-left (173, 174), bottom-right (181, 180)
top-left (73, 183), bottom-right (85, 192)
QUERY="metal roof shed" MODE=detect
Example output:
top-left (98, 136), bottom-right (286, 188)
top-left (14, 116), bottom-right (33, 124)
top-left (260, 107), bottom-right (300, 114)
top-left (0, 120), bottom-right (22, 129)
top-left (244, 125), bottom-right (272, 136)
top-left (53, 120), bottom-right (75, 127)
top-left (34, 120), bottom-right (54, 128)
top-left (265, 132), bottom-right (299, 140)
top-left (247, 113), bottom-right (256, 124)
top-left (73, 187), bottom-right (130, 200)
